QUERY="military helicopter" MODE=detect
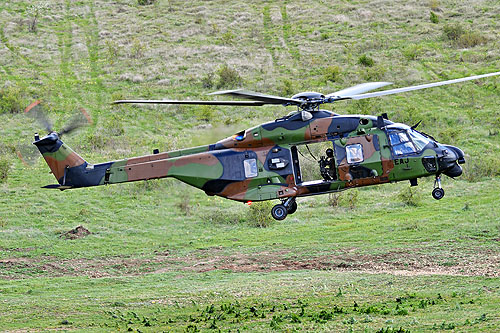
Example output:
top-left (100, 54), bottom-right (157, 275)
top-left (31, 71), bottom-right (499, 220)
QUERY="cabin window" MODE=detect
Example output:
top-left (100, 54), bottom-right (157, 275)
top-left (388, 130), bottom-right (417, 156)
top-left (243, 159), bottom-right (258, 178)
top-left (346, 144), bottom-right (364, 164)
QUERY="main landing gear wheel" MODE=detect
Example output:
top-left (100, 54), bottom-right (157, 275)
top-left (271, 204), bottom-right (288, 220)
top-left (432, 188), bottom-right (445, 200)
top-left (287, 201), bottom-right (298, 215)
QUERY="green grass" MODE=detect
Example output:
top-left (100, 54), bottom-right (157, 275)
top-left (1, 0), bottom-right (499, 331)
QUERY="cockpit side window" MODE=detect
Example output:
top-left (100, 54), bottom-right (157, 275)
top-left (346, 144), bottom-right (364, 164)
top-left (388, 130), bottom-right (416, 156)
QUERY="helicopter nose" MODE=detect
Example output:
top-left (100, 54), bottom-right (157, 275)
top-left (436, 145), bottom-right (465, 177)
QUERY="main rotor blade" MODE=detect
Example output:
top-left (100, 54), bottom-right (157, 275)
top-left (347, 71), bottom-right (500, 100)
top-left (209, 89), bottom-right (302, 105)
top-left (112, 99), bottom-right (267, 106)
top-left (326, 82), bottom-right (393, 99)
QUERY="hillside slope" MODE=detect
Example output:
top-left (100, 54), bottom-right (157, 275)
top-left (1, 0), bottom-right (499, 331)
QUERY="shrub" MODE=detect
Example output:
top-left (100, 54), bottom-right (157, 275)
top-left (443, 24), bottom-right (487, 48)
top-left (328, 193), bottom-right (341, 207)
top-left (430, 11), bottom-right (439, 24)
top-left (402, 45), bottom-right (423, 61)
top-left (194, 105), bottom-right (216, 122)
top-left (361, 64), bottom-right (387, 81)
top-left (105, 40), bottom-right (120, 64)
top-left (0, 156), bottom-right (9, 183)
top-left (334, 190), bottom-right (359, 209)
top-left (324, 65), bottom-right (341, 82)
top-left (201, 72), bottom-right (215, 89)
top-left (138, 0), bottom-right (156, 5)
top-left (358, 54), bottom-right (374, 67)
top-left (130, 39), bottom-right (145, 58)
top-left (247, 201), bottom-right (274, 228)
top-left (175, 192), bottom-right (192, 215)
top-left (398, 186), bottom-right (421, 207)
top-left (0, 85), bottom-right (25, 114)
top-left (216, 64), bottom-right (242, 89)
top-left (279, 78), bottom-right (295, 97)
top-left (26, 2), bottom-right (49, 33)
top-left (220, 31), bottom-right (234, 45)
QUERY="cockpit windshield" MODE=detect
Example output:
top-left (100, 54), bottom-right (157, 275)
top-left (387, 128), bottom-right (432, 156)
top-left (407, 129), bottom-right (432, 151)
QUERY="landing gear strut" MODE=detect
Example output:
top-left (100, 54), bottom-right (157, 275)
top-left (432, 175), bottom-right (445, 200)
top-left (271, 197), bottom-right (297, 220)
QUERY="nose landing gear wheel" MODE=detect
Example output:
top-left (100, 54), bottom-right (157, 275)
top-left (271, 204), bottom-right (288, 220)
top-left (432, 188), bottom-right (445, 200)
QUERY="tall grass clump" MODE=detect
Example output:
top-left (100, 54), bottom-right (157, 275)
top-left (358, 54), bottom-right (374, 67)
top-left (430, 11), bottom-right (439, 24)
top-left (443, 24), bottom-right (487, 48)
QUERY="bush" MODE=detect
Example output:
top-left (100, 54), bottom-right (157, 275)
top-left (402, 45), bottom-right (423, 61)
top-left (279, 78), bottom-right (295, 97)
top-left (330, 190), bottom-right (359, 209)
top-left (220, 31), bottom-right (234, 45)
top-left (358, 54), bottom-right (374, 67)
top-left (0, 156), bottom-right (9, 183)
top-left (137, 0), bottom-right (156, 5)
top-left (398, 187), bottom-right (421, 206)
top-left (216, 64), bottom-right (242, 89)
top-left (201, 72), bottom-right (215, 89)
top-left (0, 85), bottom-right (25, 114)
top-left (328, 193), bottom-right (341, 207)
top-left (443, 24), bottom-right (487, 48)
top-left (247, 201), bottom-right (274, 228)
top-left (175, 192), bottom-right (192, 215)
top-left (324, 65), bottom-right (341, 82)
top-left (430, 11), bottom-right (439, 24)
top-left (194, 105), bottom-right (216, 122)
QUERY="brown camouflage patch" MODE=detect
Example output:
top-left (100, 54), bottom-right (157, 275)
top-left (308, 117), bottom-right (332, 140)
top-left (43, 153), bottom-right (85, 181)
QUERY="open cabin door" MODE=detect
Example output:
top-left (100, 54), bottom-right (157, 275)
top-left (333, 134), bottom-right (385, 183)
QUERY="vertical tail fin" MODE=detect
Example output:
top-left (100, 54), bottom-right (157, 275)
top-left (33, 133), bottom-right (87, 187)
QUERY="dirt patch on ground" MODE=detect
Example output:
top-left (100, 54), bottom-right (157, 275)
top-left (1, 245), bottom-right (499, 280)
top-left (174, 246), bottom-right (500, 277)
top-left (60, 225), bottom-right (91, 240)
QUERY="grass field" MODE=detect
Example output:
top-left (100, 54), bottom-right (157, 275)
top-left (1, 0), bottom-right (500, 331)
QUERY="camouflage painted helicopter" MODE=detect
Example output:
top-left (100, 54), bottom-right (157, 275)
top-left (32, 71), bottom-right (499, 220)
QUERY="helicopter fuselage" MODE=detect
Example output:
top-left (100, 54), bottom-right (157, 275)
top-left (34, 110), bottom-right (464, 209)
